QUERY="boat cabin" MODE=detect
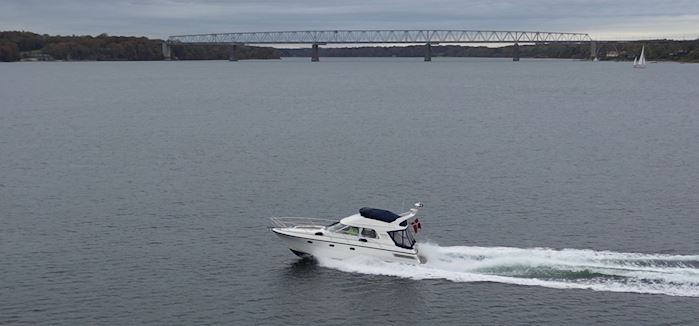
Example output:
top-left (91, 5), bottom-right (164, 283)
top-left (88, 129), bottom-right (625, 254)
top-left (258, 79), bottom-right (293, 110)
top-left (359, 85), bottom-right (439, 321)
top-left (325, 207), bottom-right (420, 249)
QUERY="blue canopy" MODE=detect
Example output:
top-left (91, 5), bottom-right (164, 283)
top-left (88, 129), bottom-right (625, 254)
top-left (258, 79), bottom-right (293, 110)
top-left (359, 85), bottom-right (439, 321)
top-left (359, 207), bottom-right (400, 223)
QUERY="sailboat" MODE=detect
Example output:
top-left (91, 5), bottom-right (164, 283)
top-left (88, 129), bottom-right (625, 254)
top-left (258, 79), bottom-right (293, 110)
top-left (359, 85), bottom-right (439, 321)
top-left (633, 45), bottom-right (647, 68)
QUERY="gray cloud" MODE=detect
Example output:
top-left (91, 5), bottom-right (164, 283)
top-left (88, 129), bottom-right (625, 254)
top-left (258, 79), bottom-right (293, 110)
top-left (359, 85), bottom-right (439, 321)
top-left (1, 0), bottom-right (698, 40)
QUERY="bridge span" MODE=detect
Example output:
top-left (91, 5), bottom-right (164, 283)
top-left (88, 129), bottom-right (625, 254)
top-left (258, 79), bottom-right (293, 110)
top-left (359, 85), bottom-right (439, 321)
top-left (164, 30), bottom-right (596, 62)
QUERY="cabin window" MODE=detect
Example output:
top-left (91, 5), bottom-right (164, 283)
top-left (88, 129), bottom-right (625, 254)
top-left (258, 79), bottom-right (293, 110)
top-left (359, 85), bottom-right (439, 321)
top-left (338, 226), bottom-right (360, 236)
top-left (361, 228), bottom-right (377, 238)
top-left (387, 228), bottom-right (416, 249)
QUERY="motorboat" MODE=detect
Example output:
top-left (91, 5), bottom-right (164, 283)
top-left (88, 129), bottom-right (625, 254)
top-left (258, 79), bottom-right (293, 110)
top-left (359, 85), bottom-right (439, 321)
top-left (270, 203), bottom-right (426, 264)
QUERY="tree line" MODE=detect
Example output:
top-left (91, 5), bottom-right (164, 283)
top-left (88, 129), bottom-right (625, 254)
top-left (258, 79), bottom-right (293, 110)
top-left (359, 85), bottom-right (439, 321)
top-left (0, 31), bottom-right (280, 62)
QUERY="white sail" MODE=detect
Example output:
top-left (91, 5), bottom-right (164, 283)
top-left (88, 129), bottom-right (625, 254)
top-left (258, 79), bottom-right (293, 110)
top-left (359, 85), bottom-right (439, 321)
top-left (633, 46), bottom-right (646, 68)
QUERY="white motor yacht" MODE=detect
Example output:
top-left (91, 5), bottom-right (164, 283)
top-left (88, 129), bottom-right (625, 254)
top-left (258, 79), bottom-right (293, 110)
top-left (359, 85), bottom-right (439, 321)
top-left (270, 203), bottom-right (426, 264)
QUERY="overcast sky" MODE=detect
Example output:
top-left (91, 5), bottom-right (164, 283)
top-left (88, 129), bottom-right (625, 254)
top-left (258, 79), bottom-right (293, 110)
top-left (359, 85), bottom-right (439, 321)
top-left (1, 0), bottom-right (698, 40)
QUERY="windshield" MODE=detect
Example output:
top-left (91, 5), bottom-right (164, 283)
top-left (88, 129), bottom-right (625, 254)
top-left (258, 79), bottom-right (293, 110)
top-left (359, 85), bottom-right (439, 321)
top-left (326, 223), bottom-right (346, 232)
top-left (326, 223), bottom-right (361, 236)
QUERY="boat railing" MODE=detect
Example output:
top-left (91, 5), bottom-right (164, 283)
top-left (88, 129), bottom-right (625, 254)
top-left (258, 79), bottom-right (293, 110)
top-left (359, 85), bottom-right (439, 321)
top-left (269, 217), bottom-right (336, 229)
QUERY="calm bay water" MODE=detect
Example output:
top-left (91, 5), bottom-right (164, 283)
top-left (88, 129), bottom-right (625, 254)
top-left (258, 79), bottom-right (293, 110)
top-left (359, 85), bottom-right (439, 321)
top-left (1, 58), bottom-right (698, 325)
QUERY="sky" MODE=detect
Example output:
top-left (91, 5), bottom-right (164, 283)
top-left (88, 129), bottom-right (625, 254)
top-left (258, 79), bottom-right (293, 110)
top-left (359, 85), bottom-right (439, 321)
top-left (1, 0), bottom-right (698, 41)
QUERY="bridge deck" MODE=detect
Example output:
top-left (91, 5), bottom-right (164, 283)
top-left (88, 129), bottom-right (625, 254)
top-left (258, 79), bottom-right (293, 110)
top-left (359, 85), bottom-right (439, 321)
top-left (168, 30), bottom-right (592, 45)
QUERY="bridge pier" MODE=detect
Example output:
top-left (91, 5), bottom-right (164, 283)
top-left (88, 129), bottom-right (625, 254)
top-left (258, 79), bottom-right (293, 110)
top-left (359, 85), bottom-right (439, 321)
top-left (229, 45), bottom-right (238, 61)
top-left (424, 43), bottom-right (432, 62)
top-left (162, 42), bottom-right (171, 60)
top-left (311, 43), bottom-right (320, 62)
top-left (590, 41), bottom-right (597, 61)
top-left (512, 43), bottom-right (520, 62)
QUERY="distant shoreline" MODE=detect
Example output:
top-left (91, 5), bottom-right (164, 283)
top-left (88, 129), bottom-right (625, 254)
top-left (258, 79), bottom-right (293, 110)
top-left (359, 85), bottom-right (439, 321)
top-left (5, 56), bottom-right (698, 64)
top-left (278, 41), bottom-right (699, 63)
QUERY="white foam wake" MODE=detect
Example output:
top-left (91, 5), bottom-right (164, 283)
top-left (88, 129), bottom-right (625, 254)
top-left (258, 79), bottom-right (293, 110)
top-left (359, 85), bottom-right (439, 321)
top-left (316, 243), bottom-right (699, 297)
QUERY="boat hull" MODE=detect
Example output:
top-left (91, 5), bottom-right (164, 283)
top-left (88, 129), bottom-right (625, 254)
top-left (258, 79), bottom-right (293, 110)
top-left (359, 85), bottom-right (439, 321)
top-left (272, 229), bottom-right (423, 264)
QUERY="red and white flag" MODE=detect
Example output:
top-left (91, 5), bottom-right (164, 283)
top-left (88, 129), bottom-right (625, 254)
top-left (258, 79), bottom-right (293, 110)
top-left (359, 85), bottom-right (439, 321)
top-left (411, 218), bottom-right (422, 233)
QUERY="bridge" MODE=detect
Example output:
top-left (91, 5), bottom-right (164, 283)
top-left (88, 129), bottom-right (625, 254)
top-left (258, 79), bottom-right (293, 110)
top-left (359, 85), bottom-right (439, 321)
top-left (164, 30), bottom-right (596, 62)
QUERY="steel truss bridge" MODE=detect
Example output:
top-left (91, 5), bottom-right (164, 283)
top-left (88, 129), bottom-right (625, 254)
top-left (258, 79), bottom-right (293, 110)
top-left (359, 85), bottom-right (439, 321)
top-left (164, 30), bottom-right (596, 62)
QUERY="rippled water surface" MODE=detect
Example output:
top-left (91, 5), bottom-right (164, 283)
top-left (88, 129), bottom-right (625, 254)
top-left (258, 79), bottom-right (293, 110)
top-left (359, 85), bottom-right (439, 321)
top-left (1, 58), bottom-right (698, 325)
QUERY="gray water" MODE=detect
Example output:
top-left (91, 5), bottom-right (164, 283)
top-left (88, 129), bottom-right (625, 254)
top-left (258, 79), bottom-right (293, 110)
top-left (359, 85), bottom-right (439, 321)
top-left (1, 58), bottom-right (698, 325)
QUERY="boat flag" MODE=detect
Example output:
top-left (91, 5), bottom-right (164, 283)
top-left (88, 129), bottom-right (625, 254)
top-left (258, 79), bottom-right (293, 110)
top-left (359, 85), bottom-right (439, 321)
top-left (411, 218), bottom-right (422, 233)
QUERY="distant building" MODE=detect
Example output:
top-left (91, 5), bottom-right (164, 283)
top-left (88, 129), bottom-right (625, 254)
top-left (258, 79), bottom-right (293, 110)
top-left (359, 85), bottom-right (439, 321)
top-left (20, 52), bottom-right (55, 61)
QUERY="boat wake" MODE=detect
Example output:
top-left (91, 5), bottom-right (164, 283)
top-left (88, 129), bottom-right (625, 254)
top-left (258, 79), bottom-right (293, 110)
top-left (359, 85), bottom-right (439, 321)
top-left (316, 243), bottom-right (699, 297)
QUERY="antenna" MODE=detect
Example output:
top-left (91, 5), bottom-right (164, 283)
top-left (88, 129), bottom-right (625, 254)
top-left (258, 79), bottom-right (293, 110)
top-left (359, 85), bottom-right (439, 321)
top-left (409, 202), bottom-right (424, 214)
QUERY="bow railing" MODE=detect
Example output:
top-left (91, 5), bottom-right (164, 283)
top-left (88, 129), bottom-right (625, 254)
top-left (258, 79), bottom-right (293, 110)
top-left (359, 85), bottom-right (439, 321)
top-left (269, 217), bottom-right (336, 229)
